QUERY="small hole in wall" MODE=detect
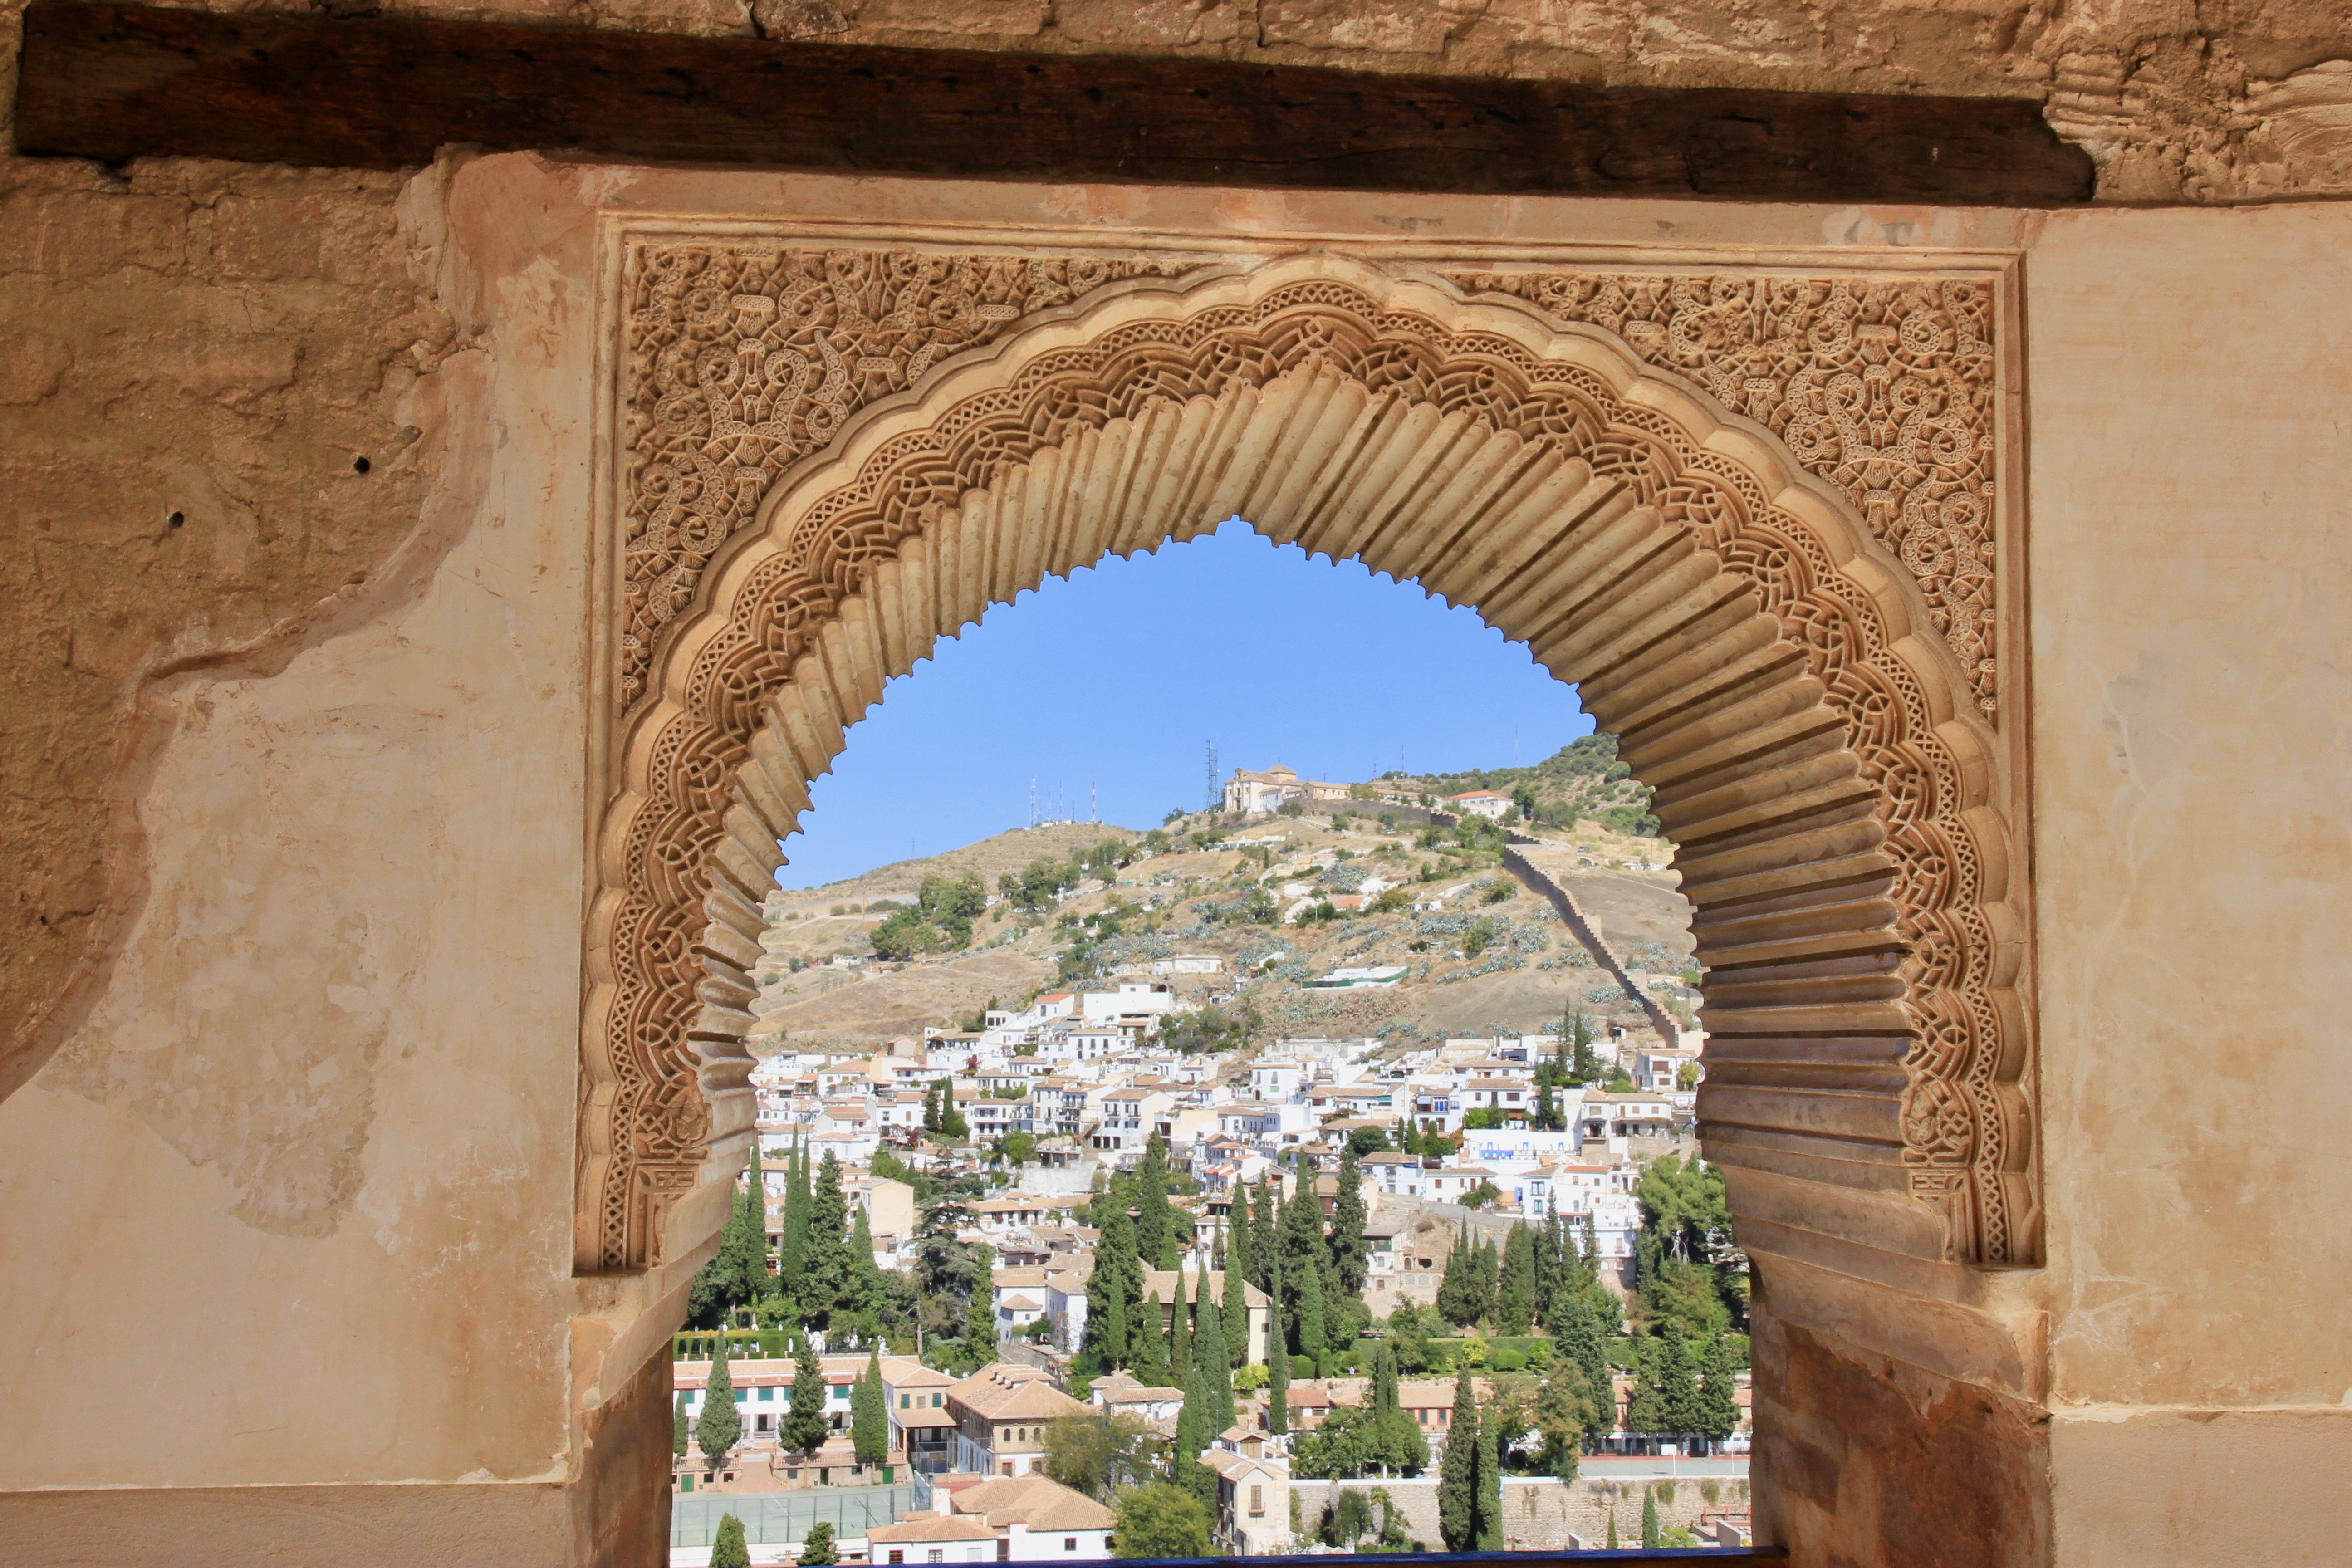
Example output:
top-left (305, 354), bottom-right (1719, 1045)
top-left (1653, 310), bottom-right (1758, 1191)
top-left (353, 456), bottom-right (372, 474)
top-left (167, 511), bottom-right (185, 529)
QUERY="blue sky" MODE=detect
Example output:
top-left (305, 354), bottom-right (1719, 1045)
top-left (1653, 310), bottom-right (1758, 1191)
top-left (777, 518), bottom-right (1595, 888)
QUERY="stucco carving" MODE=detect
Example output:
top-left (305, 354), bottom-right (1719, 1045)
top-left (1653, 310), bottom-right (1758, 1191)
top-left (1441, 269), bottom-right (2001, 720)
top-left (593, 246), bottom-right (2035, 1277)
top-left (620, 245), bottom-right (1195, 709)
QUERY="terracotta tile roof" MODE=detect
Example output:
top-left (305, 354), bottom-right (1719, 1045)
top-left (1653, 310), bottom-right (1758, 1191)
top-left (867, 1515), bottom-right (1000, 1544)
top-left (949, 1365), bottom-right (1091, 1422)
top-left (949, 1475), bottom-right (1116, 1532)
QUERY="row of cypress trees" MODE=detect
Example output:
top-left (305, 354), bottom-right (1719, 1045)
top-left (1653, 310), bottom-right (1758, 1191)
top-left (677, 1339), bottom-right (895, 1465)
top-left (689, 1139), bottom-right (889, 1335)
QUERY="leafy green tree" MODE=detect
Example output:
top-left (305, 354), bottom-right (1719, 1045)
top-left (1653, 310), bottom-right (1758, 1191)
top-left (787, 1339), bottom-right (830, 1456)
top-left (1437, 1367), bottom-right (1480, 1550)
top-left (853, 1347), bottom-right (888, 1468)
top-left (1497, 1223), bottom-right (1538, 1333)
top-left (1329, 1147), bottom-right (1370, 1296)
top-left (1111, 1482), bottom-right (1213, 1558)
top-left (799, 1520), bottom-right (839, 1566)
top-left (1532, 1369), bottom-right (1588, 1480)
top-left (1042, 1412), bottom-right (1161, 1501)
top-left (710, 1513), bottom-right (750, 1568)
top-left (696, 1353), bottom-right (742, 1458)
top-left (673, 1391), bottom-right (691, 1457)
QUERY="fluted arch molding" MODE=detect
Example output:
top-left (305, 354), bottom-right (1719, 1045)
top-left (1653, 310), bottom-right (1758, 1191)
top-left (584, 254), bottom-right (2034, 1286)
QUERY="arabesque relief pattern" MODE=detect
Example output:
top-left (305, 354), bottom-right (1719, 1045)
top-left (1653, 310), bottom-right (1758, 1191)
top-left (1442, 270), bottom-right (2001, 719)
top-left (622, 246), bottom-right (1196, 709)
top-left (594, 250), bottom-right (2032, 1276)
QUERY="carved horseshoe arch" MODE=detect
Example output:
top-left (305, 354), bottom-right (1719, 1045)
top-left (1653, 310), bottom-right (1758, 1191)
top-left (586, 251), bottom-right (2034, 1292)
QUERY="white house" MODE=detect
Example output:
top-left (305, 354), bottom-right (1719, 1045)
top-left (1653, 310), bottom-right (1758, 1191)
top-left (1445, 789), bottom-right (1515, 820)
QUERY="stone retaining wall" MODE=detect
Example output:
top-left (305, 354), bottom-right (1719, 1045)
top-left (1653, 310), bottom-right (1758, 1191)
top-left (1292, 1472), bottom-right (1750, 1551)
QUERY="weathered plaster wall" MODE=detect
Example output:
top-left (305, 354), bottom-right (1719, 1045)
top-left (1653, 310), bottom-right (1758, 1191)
top-left (0, 0), bottom-right (465, 1103)
top-left (0, 141), bottom-right (611, 1564)
top-left (2025, 200), bottom-right (2352, 1562)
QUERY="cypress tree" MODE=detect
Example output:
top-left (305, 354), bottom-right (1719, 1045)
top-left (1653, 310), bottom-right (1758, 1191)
top-left (1254, 1179), bottom-right (1279, 1290)
top-left (779, 1138), bottom-right (811, 1279)
top-left (1437, 1225), bottom-right (1477, 1328)
top-left (1559, 1295), bottom-right (1612, 1433)
top-left (1098, 1283), bottom-right (1130, 1372)
top-left (1475, 1411), bottom-right (1504, 1550)
top-left (710, 1513), bottom-right (750, 1568)
top-left (1655, 1319), bottom-right (1701, 1438)
top-left (1530, 1215), bottom-right (1560, 1328)
top-left (1168, 1268), bottom-right (1191, 1387)
top-left (1220, 1261), bottom-right (1250, 1368)
top-left (696, 1353), bottom-right (742, 1457)
top-left (1132, 1292), bottom-right (1169, 1385)
top-left (1535, 1077), bottom-right (1558, 1133)
top-left (714, 1149), bottom-right (767, 1310)
top-left (674, 1391), bottom-right (691, 1457)
top-left (1498, 1223), bottom-right (1538, 1333)
top-left (1277, 1167), bottom-right (1327, 1305)
top-left (1294, 1248), bottom-right (1327, 1370)
top-left (804, 1152), bottom-right (851, 1318)
top-left (1437, 1367), bottom-right (1479, 1551)
top-left (1174, 1346), bottom-right (1214, 1504)
top-left (1473, 1237), bottom-right (1501, 1326)
top-left (1227, 1182), bottom-right (1256, 1289)
top-left (936, 1078), bottom-right (967, 1140)
top-left (1696, 1333), bottom-right (1740, 1452)
top-left (787, 1338), bottom-right (830, 1456)
top-left (1642, 1485), bottom-right (1661, 1548)
top-left (966, 1242), bottom-right (998, 1352)
top-left (1135, 1134), bottom-right (1174, 1270)
top-left (1196, 1287), bottom-right (1235, 1438)
top-left (1329, 1146), bottom-right (1369, 1295)
top-left (1606, 1510), bottom-right (1618, 1551)
top-left (923, 1082), bottom-right (941, 1132)
top-left (1625, 1335), bottom-right (1666, 1436)
top-left (1086, 1209), bottom-right (1141, 1367)
top-left (853, 1347), bottom-right (888, 1467)
top-left (844, 1205), bottom-right (880, 1324)
top-left (1266, 1266), bottom-right (1290, 1436)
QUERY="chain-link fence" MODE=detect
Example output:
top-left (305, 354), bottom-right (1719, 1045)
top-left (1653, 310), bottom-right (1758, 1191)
top-left (671, 1484), bottom-right (918, 1546)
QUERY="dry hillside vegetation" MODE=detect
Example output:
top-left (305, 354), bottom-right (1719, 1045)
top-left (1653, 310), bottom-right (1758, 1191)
top-left (748, 799), bottom-right (1697, 1055)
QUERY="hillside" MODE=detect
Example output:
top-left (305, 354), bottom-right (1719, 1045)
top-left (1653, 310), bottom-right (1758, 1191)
top-left (1385, 733), bottom-right (1661, 837)
top-left (746, 797), bottom-right (1698, 1057)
